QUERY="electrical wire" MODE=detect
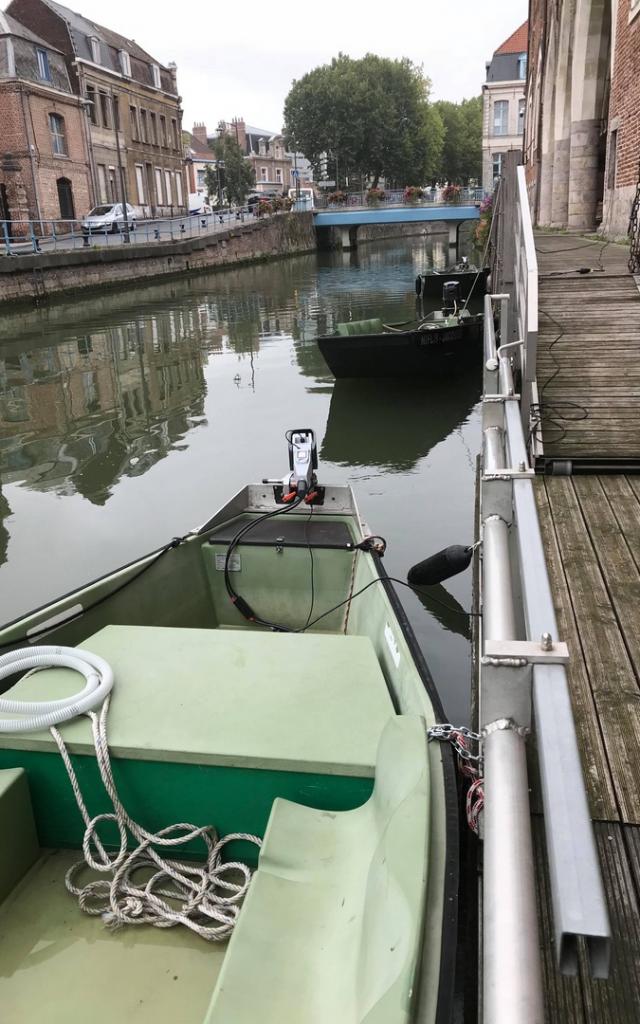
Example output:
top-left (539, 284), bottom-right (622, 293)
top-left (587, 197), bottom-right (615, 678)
top-left (223, 497), bottom-right (305, 630)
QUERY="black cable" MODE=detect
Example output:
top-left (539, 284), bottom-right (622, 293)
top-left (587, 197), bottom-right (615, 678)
top-left (0, 534), bottom-right (187, 651)
top-left (223, 496), bottom-right (304, 630)
top-left (303, 506), bottom-right (315, 630)
top-left (295, 574), bottom-right (480, 634)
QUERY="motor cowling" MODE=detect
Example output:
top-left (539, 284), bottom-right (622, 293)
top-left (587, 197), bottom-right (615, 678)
top-left (442, 280), bottom-right (461, 314)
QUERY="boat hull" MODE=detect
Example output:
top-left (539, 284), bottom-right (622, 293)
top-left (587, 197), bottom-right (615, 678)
top-left (416, 268), bottom-right (489, 300)
top-left (318, 318), bottom-right (483, 379)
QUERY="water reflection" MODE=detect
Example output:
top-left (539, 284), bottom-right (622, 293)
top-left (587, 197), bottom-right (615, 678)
top-left (0, 314), bottom-right (209, 505)
top-left (322, 365), bottom-right (480, 472)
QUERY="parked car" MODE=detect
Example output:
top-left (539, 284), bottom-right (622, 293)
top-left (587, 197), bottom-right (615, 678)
top-left (188, 193), bottom-right (213, 215)
top-left (82, 203), bottom-right (137, 233)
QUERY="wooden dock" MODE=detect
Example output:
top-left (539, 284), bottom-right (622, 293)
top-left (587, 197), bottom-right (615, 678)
top-left (532, 235), bottom-right (640, 1021)
top-left (535, 233), bottom-right (640, 467)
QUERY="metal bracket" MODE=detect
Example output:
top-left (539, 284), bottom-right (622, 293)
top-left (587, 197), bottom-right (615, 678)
top-left (484, 393), bottom-right (521, 403)
top-left (483, 638), bottom-right (569, 665)
top-left (482, 469), bottom-right (535, 481)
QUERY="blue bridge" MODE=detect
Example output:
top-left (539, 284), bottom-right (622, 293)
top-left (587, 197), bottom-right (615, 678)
top-left (312, 203), bottom-right (480, 250)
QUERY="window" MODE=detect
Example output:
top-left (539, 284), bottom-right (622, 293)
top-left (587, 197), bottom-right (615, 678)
top-left (175, 171), bottom-right (183, 206)
top-left (97, 164), bottom-right (108, 202)
top-left (112, 95), bottom-right (120, 130)
top-left (164, 170), bottom-right (173, 204)
top-left (108, 167), bottom-right (117, 202)
top-left (36, 48), bottom-right (51, 81)
top-left (151, 63), bottom-right (161, 89)
top-left (49, 113), bottom-right (67, 155)
top-left (518, 98), bottom-right (525, 135)
top-left (150, 112), bottom-right (158, 144)
top-left (119, 49), bottom-right (131, 77)
top-left (196, 169), bottom-right (205, 188)
top-left (159, 115), bottom-right (167, 146)
top-left (493, 100), bottom-right (509, 136)
top-left (90, 36), bottom-right (100, 64)
top-left (155, 166), bottom-right (164, 204)
top-left (99, 91), bottom-right (112, 129)
top-left (260, 166), bottom-right (267, 181)
top-left (86, 85), bottom-right (97, 125)
top-left (129, 105), bottom-right (139, 141)
top-left (276, 168), bottom-right (282, 183)
top-left (607, 130), bottom-right (618, 189)
top-left (517, 53), bottom-right (527, 80)
top-left (492, 152), bottom-right (503, 180)
top-left (140, 109), bottom-right (148, 143)
top-left (171, 118), bottom-right (178, 150)
top-left (135, 164), bottom-right (146, 204)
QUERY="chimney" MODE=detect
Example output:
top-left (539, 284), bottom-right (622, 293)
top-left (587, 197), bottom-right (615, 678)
top-left (167, 61), bottom-right (178, 92)
top-left (192, 122), bottom-right (208, 146)
top-left (232, 117), bottom-right (247, 153)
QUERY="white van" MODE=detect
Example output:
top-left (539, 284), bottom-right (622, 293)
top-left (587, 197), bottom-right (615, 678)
top-left (288, 187), bottom-right (315, 210)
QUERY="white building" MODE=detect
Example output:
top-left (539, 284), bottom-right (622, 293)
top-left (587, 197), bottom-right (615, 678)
top-left (481, 22), bottom-right (529, 192)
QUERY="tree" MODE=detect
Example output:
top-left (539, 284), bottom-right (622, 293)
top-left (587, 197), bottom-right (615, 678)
top-left (207, 134), bottom-right (255, 206)
top-left (433, 96), bottom-right (482, 184)
top-left (284, 54), bottom-right (443, 189)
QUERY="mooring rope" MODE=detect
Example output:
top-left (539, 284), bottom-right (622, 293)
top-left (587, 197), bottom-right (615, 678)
top-left (0, 648), bottom-right (260, 940)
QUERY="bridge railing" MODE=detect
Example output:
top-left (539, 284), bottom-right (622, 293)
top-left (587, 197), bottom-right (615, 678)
top-left (479, 291), bottom-right (611, 1023)
top-left (314, 187), bottom-right (488, 209)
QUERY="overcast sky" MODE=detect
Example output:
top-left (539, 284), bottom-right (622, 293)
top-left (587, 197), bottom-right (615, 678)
top-left (62, 0), bottom-right (528, 133)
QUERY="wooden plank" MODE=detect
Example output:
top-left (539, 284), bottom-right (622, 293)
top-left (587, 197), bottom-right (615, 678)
top-left (534, 480), bottom-right (618, 820)
top-left (532, 816), bottom-right (586, 1023)
top-left (579, 823), bottom-right (640, 1022)
top-left (544, 478), bottom-right (640, 823)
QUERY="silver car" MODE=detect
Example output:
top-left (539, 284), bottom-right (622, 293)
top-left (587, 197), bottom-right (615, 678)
top-left (82, 203), bottom-right (136, 234)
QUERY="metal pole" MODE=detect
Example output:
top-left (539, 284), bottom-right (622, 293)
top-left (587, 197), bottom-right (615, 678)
top-left (482, 515), bottom-right (516, 641)
top-left (483, 726), bottom-right (544, 1024)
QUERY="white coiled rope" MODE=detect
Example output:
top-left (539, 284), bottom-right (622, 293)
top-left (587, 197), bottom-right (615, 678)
top-left (0, 646), bottom-right (260, 940)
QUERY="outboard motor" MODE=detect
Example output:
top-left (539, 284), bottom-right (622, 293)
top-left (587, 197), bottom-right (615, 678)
top-left (442, 280), bottom-right (461, 315)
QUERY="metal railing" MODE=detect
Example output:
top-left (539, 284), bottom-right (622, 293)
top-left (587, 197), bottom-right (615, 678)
top-left (513, 166), bottom-right (539, 429)
top-left (0, 205), bottom-right (287, 257)
top-left (314, 187), bottom-right (488, 209)
top-left (479, 292), bottom-right (610, 1023)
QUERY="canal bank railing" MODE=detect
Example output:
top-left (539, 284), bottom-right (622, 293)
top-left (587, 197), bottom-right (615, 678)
top-left (480, 292), bottom-right (610, 1023)
top-left (0, 206), bottom-right (287, 256)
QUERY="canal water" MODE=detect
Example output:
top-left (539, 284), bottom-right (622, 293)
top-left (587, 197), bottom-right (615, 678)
top-left (0, 231), bottom-right (481, 724)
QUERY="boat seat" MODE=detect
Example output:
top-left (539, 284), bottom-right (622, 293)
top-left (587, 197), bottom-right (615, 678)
top-left (337, 318), bottom-right (384, 336)
top-left (205, 715), bottom-right (430, 1024)
top-left (0, 626), bottom-right (394, 862)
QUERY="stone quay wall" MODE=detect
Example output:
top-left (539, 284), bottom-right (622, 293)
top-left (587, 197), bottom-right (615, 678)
top-left (0, 212), bottom-right (317, 308)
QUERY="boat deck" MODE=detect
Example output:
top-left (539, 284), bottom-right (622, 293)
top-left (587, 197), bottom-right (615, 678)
top-left (535, 233), bottom-right (640, 468)
top-left (533, 473), bottom-right (640, 1021)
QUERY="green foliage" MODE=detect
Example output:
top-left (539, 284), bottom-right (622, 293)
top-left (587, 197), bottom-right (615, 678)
top-left (284, 53), bottom-right (444, 188)
top-left (203, 165), bottom-right (219, 204)
top-left (432, 96), bottom-right (482, 184)
top-left (208, 134), bottom-right (255, 205)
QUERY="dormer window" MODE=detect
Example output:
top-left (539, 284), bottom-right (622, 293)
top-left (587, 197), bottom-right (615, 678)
top-left (36, 48), bottom-right (51, 82)
top-left (151, 63), bottom-right (161, 89)
top-left (119, 50), bottom-right (131, 77)
top-left (517, 53), bottom-right (527, 80)
top-left (90, 36), bottom-right (100, 64)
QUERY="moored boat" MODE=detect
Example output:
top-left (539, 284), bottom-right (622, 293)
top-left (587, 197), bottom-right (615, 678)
top-left (0, 430), bottom-right (458, 1024)
top-left (317, 282), bottom-right (483, 379)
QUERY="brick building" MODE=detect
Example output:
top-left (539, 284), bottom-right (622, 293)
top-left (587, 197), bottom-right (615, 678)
top-left (524, 0), bottom-right (639, 238)
top-left (0, 11), bottom-right (92, 228)
top-left (7, 0), bottom-right (186, 217)
top-left (216, 118), bottom-right (312, 194)
top-left (482, 22), bottom-right (529, 192)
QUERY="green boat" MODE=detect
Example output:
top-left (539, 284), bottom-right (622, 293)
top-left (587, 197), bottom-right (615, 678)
top-left (0, 430), bottom-right (458, 1024)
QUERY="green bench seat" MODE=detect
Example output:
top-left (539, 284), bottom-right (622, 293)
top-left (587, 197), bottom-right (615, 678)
top-left (337, 318), bottom-right (384, 336)
top-left (205, 715), bottom-right (430, 1024)
top-left (0, 625), bottom-right (394, 861)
